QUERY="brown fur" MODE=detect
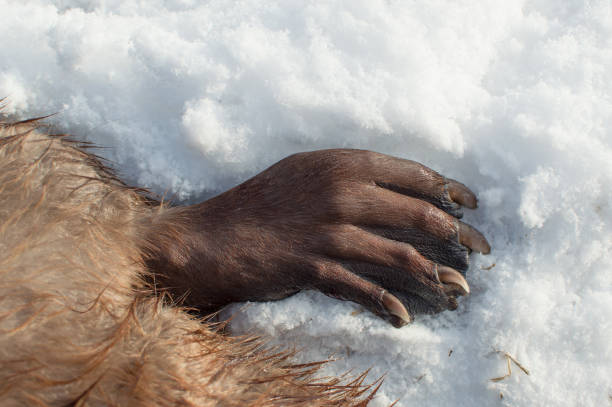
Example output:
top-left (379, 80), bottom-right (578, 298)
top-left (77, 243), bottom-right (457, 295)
top-left (0, 116), bottom-right (376, 406)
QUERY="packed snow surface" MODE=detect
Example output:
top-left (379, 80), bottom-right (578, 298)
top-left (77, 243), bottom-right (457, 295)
top-left (2, 0), bottom-right (611, 405)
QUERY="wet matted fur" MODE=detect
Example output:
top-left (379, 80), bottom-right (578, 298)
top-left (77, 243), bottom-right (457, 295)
top-left (0, 115), bottom-right (378, 406)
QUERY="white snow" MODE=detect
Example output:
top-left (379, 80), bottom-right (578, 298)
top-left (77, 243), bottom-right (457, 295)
top-left (2, 0), bottom-right (611, 405)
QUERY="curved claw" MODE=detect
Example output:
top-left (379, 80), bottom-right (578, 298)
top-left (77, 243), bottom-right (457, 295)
top-left (438, 266), bottom-right (470, 295)
top-left (458, 222), bottom-right (491, 254)
top-left (383, 292), bottom-right (412, 326)
top-left (447, 179), bottom-right (478, 209)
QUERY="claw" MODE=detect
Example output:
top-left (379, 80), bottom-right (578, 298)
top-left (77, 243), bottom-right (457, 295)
top-left (458, 222), bottom-right (491, 254)
top-left (383, 292), bottom-right (412, 326)
top-left (447, 180), bottom-right (478, 209)
top-left (438, 266), bottom-right (470, 295)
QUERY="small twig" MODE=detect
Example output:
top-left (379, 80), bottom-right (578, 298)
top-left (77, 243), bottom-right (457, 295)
top-left (481, 263), bottom-right (496, 270)
top-left (490, 349), bottom-right (530, 382)
top-left (491, 354), bottom-right (512, 382)
top-left (506, 352), bottom-right (530, 375)
top-left (414, 373), bottom-right (426, 383)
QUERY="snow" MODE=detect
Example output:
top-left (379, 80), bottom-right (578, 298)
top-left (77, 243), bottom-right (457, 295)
top-left (2, 0), bottom-right (611, 405)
